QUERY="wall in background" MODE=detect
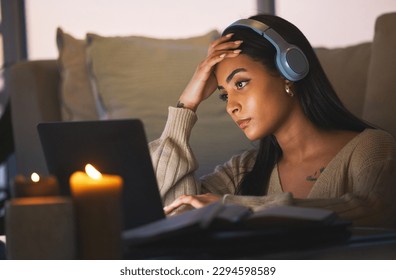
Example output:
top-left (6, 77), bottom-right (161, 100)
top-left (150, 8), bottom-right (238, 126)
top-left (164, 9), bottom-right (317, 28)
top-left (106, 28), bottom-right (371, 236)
top-left (24, 0), bottom-right (396, 59)
top-left (25, 0), bottom-right (257, 59)
top-left (276, 0), bottom-right (396, 48)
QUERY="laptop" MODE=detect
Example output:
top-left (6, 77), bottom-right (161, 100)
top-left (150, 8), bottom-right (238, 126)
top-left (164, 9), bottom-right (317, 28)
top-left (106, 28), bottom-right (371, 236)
top-left (37, 119), bottom-right (165, 230)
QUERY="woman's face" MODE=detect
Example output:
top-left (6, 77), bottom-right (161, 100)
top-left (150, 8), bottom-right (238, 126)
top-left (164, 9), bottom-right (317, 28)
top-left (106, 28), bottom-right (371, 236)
top-left (215, 54), bottom-right (297, 141)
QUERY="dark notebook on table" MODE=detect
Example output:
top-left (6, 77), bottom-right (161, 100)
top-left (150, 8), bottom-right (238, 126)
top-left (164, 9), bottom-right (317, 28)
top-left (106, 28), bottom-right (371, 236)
top-left (37, 119), bottom-right (165, 231)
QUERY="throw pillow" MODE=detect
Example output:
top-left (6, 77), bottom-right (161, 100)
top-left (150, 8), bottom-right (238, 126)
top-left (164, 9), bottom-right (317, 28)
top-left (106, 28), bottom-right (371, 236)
top-left (363, 12), bottom-right (396, 138)
top-left (56, 28), bottom-right (99, 121)
top-left (86, 31), bottom-right (254, 176)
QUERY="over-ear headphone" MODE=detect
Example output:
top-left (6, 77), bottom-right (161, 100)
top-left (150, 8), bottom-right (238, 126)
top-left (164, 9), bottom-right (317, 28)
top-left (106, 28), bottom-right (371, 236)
top-left (223, 19), bottom-right (309, 81)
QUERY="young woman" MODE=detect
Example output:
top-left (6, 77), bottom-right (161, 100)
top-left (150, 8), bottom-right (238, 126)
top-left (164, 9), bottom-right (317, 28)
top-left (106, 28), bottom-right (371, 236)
top-left (149, 14), bottom-right (396, 227)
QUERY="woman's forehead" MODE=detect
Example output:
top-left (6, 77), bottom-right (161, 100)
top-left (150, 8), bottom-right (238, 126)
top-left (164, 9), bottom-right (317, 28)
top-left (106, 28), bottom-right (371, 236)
top-left (215, 55), bottom-right (267, 80)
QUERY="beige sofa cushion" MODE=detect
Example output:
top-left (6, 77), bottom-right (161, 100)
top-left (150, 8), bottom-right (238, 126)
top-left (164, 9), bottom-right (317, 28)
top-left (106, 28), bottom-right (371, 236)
top-left (85, 31), bottom-right (253, 176)
top-left (315, 43), bottom-right (371, 118)
top-left (56, 28), bottom-right (98, 121)
top-left (85, 31), bottom-right (218, 127)
top-left (363, 12), bottom-right (396, 138)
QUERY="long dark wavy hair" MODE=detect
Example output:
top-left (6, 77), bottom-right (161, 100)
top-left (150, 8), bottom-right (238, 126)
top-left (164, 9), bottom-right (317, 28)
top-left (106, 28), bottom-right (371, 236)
top-left (221, 14), bottom-right (372, 196)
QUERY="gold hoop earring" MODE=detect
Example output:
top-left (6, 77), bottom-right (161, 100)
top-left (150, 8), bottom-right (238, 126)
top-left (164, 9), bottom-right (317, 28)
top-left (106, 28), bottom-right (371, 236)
top-left (285, 84), bottom-right (294, 97)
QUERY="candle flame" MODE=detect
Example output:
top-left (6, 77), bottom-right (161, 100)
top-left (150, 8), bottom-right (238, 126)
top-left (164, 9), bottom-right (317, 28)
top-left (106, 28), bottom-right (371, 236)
top-left (85, 164), bottom-right (102, 180)
top-left (31, 172), bottom-right (40, 182)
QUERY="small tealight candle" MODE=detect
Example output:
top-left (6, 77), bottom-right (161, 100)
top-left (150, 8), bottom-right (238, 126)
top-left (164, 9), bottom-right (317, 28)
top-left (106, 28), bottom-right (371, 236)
top-left (12, 173), bottom-right (60, 198)
top-left (70, 164), bottom-right (123, 260)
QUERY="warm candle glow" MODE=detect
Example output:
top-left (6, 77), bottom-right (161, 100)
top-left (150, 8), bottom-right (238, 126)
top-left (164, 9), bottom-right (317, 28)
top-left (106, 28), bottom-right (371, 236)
top-left (69, 164), bottom-right (123, 259)
top-left (31, 173), bottom-right (40, 183)
top-left (14, 174), bottom-right (60, 197)
top-left (85, 164), bottom-right (102, 180)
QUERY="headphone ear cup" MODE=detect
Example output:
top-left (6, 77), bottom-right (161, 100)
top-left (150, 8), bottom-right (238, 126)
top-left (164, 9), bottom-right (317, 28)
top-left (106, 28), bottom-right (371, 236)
top-left (223, 18), bottom-right (310, 81)
top-left (277, 45), bottom-right (309, 81)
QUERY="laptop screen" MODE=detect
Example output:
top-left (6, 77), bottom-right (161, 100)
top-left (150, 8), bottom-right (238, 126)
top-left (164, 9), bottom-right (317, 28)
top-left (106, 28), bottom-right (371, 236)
top-left (37, 119), bottom-right (165, 230)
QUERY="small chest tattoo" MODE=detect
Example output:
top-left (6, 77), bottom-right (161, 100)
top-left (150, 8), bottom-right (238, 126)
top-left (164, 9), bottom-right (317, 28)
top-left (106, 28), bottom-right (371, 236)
top-left (306, 167), bottom-right (325, 182)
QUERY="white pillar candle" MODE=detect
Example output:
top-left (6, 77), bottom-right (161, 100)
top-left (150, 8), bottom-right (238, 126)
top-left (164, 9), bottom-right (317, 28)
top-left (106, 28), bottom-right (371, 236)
top-left (69, 164), bottom-right (123, 259)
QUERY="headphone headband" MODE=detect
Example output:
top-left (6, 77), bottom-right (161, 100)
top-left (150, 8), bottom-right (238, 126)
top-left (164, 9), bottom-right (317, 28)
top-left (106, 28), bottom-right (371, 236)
top-left (223, 19), bottom-right (309, 81)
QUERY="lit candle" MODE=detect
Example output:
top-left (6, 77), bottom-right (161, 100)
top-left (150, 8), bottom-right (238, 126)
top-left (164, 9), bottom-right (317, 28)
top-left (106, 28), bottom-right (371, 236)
top-left (12, 173), bottom-right (60, 198)
top-left (69, 164), bottom-right (123, 260)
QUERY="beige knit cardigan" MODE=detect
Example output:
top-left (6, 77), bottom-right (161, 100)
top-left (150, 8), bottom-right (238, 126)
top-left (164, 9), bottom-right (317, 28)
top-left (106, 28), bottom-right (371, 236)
top-left (149, 107), bottom-right (396, 227)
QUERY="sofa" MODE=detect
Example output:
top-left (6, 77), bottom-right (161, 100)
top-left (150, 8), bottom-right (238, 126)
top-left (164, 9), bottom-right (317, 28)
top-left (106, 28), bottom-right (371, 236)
top-left (8, 12), bottom-right (396, 179)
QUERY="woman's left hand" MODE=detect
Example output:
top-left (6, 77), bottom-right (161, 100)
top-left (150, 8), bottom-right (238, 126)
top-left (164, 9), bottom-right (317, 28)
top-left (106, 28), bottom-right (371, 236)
top-left (164, 193), bottom-right (221, 215)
